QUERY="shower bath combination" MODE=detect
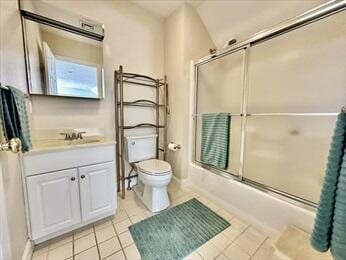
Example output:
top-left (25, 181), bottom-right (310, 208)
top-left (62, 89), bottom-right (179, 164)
top-left (192, 2), bottom-right (346, 208)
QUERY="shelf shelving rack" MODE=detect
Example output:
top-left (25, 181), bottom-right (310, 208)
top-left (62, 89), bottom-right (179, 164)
top-left (114, 65), bottom-right (168, 199)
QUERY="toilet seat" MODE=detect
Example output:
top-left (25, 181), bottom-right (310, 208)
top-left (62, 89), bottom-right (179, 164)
top-left (137, 159), bottom-right (171, 176)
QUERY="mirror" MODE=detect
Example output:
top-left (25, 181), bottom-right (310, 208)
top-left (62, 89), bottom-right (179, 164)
top-left (21, 1), bottom-right (104, 99)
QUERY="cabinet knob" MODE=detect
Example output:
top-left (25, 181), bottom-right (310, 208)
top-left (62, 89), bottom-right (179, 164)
top-left (70, 177), bottom-right (76, 181)
top-left (81, 175), bottom-right (86, 179)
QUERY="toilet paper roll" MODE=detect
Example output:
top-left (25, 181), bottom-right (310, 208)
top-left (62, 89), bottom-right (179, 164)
top-left (168, 142), bottom-right (180, 151)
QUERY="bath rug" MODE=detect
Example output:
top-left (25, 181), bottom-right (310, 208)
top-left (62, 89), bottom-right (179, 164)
top-left (129, 198), bottom-right (230, 260)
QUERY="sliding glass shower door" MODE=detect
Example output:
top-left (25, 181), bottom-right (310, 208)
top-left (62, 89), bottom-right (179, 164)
top-left (195, 49), bottom-right (246, 176)
top-left (243, 10), bottom-right (346, 204)
top-left (194, 10), bottom-right (346, 205)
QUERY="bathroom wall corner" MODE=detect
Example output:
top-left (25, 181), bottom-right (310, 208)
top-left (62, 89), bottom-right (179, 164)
top-left (164, 3), bottom-right (215, 181)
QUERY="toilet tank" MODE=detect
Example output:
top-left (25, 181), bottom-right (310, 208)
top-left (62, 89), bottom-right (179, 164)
top-left (124, 134), bottom-right (157, 163)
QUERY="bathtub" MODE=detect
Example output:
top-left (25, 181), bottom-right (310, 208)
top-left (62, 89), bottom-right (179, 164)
top-left (187, 162), bottom-right (316, 237)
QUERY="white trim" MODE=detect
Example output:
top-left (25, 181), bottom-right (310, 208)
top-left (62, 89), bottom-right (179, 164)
top-left (188, 60), bottom-right (195, 170)
top-left (0, 159), bottom-right (11, 260)
top-left (172, 176), bottom-right (190, 190)
top-left (21, 240), bottom-right (33, 260)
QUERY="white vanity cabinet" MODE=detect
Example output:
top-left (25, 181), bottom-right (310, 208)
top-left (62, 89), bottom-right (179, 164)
top-left (26, 169), bottom-right (81, 239)
top-left (79, 162), bottom-right (116, 222)
top-left (22, 143), bottom-right (116, 243)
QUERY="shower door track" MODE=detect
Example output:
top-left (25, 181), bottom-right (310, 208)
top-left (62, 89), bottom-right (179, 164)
top-left (246, 113), bottom-right (340, 116)
top-left (192, 160), bottom-right (318, 208)
top-left (194, 0), bottom-right (345, 67)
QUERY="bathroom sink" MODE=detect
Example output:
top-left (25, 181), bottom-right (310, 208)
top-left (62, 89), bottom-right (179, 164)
top-left (32, 137), bottom-right (105, 150)
top-left (67, 138), bottom-right (102, 145)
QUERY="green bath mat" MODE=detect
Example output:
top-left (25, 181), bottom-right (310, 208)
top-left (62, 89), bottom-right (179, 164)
top-left (129, 198), bottom-right (230, 260)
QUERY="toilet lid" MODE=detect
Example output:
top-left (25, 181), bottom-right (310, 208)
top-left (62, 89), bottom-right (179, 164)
top-left (137, 159), bottom-right (171, 175)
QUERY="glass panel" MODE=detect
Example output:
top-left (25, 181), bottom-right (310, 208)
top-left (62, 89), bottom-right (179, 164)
top-left (243, 115), bottom-right (337, 203)
top-left (247, 11), bottom-right (346, 113)
top-left (195, 49), bottom-right (245, 175)
top-left (197, 49), bottom-right (245, 114)
top-left (195, 115), bottom-right (242, 176)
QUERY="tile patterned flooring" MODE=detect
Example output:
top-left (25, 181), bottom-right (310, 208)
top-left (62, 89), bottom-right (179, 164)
top-left (32, 183), bottom-right (277, 260)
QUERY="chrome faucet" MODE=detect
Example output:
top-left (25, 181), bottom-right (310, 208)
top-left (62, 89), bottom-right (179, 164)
top-left (76, 131), bottom-right (86, 140)
top-left (60, 132), bottom-right (71, 141)
top-left (71, 132), bottom-right (77, 140)
top-left (60, 131), bottom-right (86, 141)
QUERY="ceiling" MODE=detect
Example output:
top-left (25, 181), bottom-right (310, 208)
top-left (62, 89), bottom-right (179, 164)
top-left (130, 0), bottom-right (328, 49)
top-left (130, 0), bottom-right (204, 18)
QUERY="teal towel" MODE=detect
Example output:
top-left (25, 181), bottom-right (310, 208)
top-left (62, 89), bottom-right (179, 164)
top-left (0, 86), bottom-right (32, 152)
top-left (200, 113), bottom-right (230, 169)
top-left (311, 113), bottom-right (346, 260)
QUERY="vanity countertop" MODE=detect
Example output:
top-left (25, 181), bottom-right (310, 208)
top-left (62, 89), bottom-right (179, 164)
top-left (27, 137), bottom-right (116, 155)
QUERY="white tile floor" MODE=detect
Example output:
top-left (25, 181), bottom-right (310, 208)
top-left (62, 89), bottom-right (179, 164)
top-left (31, 183), bottom-right (278, 260)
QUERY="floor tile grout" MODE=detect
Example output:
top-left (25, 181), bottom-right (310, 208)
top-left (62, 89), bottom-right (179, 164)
top-left (32, 184), bottom-right (275, 260)
top-left (92, 224), bottom-right (101, 260)
top-left (111, 213), bottom-right (128, 260)
top-left (251, 236), bottom-right (270, 259)
top-left (72, 232), bottom-right (75, 260)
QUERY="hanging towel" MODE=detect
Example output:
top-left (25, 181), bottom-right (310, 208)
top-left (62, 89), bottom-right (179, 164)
top-left (200, 113), bottom-right (230, 169)
top-left (0, 86), bottom-right (32, 152)
top-left (311, 112), bottom-right (346, 260)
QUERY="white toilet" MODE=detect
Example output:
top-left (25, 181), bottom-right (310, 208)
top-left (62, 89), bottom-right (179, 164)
top-left (124, 134), bottom-right (172, 212)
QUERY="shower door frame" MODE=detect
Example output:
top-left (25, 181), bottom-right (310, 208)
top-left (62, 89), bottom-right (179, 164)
top-left (193, 45), bottom-right (249, 180)
top-left (192, 0), bottom-right (346, 207)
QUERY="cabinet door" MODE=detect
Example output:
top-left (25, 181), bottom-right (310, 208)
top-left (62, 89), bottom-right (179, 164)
top-left (79, 162), bottom-right (116, 222)
top-left (27, 169), bottom-right (81, 239)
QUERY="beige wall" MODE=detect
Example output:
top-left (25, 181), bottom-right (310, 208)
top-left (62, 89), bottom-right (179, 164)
top-left (0, 0), bottom-right (30, 259)
top-left (41, 29), bottom-right (103, 65)
top-left (30, 0), bottom-right (164, 139)
top-left (0, 0), bottom-right (164, 257)
top-left (197, 0), bottom-right (327, 48)
top-left (164, 4), bottom-right (215, 180)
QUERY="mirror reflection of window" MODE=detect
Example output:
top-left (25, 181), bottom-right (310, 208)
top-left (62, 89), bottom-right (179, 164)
top-left (23, 19), bottom-right (104, 99)
top-left (55, 58), bottom-right (101, 98)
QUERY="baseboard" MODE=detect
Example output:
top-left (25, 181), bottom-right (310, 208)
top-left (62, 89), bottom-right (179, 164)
top-left (172, 176), bottom-right (190, 189)
top-left (22, 239), bottom-right (34, 260)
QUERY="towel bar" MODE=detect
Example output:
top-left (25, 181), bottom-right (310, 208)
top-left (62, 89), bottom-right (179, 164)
top-left (193, 113), bottom-right (243, 117)
top-left (0, 138), bottom-right (22, 153)
top-left (0, 82), bottom-right (30, 98)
